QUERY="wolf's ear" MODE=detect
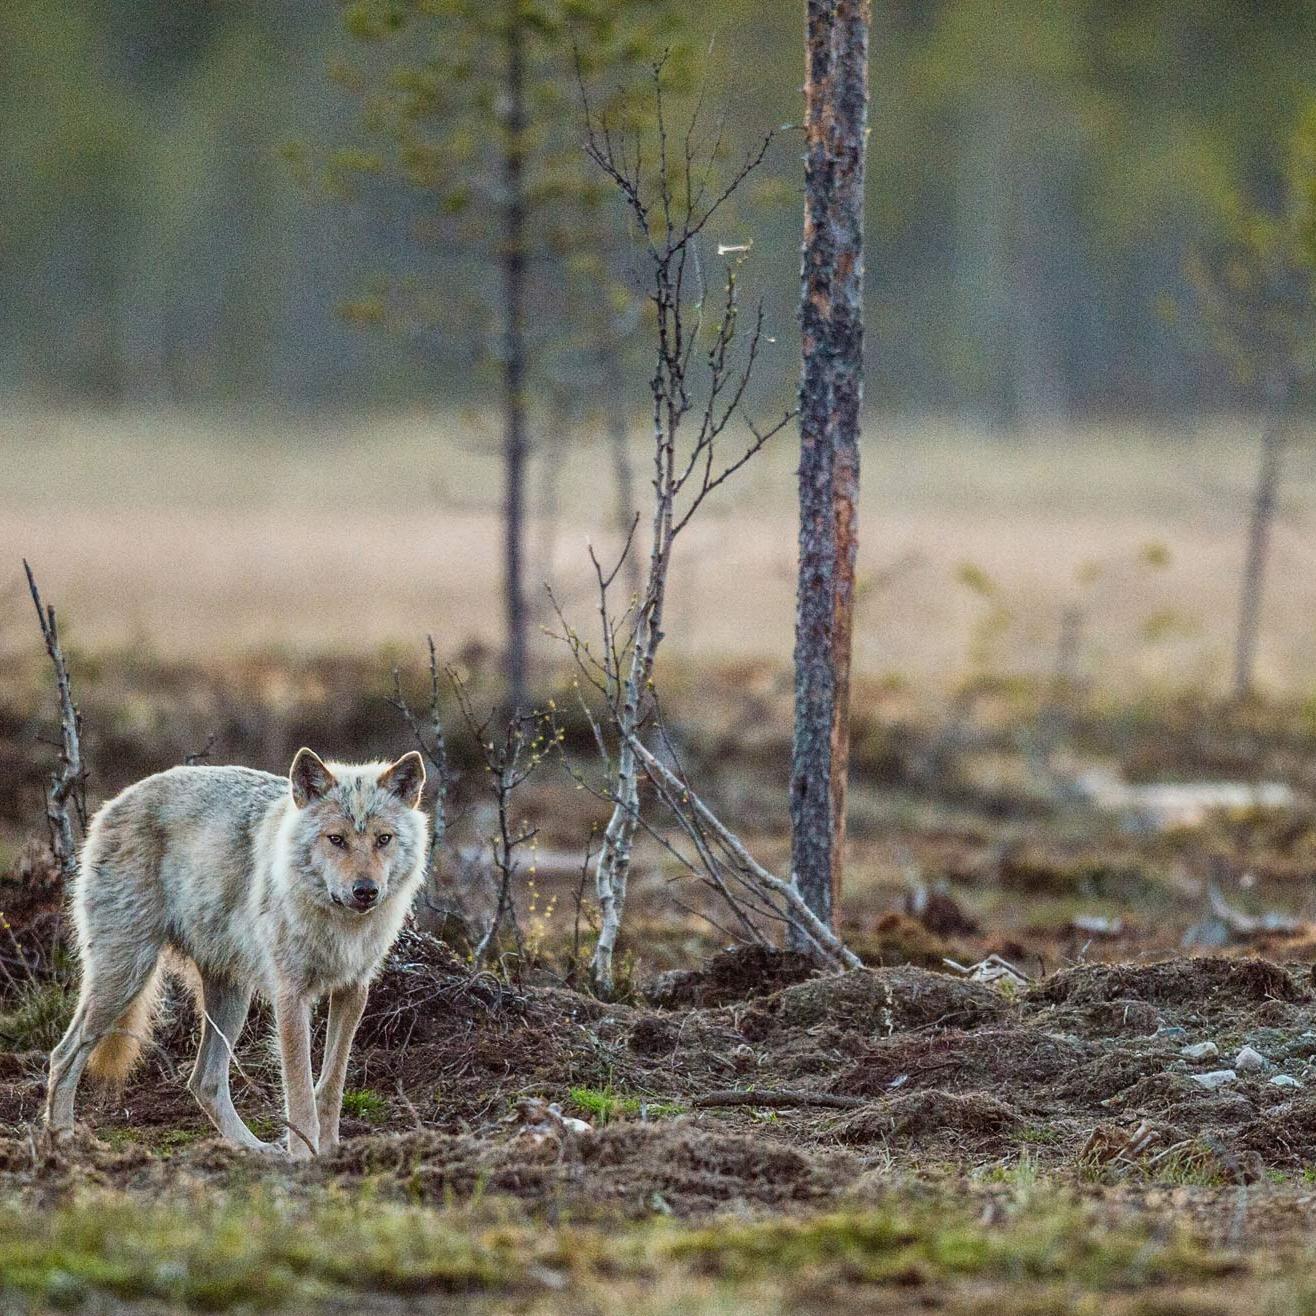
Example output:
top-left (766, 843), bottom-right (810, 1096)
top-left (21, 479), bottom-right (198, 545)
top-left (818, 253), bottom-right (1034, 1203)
top-left (290, 748), bottom-right (336, 808)
top-left (377, 751), bottom-right (425, 808)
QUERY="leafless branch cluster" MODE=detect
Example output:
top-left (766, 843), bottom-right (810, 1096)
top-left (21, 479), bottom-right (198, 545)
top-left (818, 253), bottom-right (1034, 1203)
top-left (388, 635), bottom-right (453, 864)
top-left (23, 561), bottom-right (86, 880)
top-left (627, 731), bottom-right (860, 970)
top-left (546, 67), bottom-right (797, 994)
top-left (446, 670), bottom-right (547, 970)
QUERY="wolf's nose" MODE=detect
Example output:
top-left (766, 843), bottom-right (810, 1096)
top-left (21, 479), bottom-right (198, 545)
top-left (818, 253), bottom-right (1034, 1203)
top-left (352, 879), bottom-right (379, 907)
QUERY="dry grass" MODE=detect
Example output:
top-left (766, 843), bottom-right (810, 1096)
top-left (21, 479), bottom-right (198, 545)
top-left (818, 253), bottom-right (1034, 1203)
top-left (3, 408), bottom-right (1315, 693)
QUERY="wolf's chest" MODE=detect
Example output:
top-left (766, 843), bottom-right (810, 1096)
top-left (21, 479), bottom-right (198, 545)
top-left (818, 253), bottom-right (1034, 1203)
top-left (291, 910), bottom-right (400, 996)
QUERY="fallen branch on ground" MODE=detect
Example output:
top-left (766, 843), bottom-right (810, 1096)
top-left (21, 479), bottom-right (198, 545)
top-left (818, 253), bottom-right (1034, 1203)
top-left (691, 1089), bottom-right (865, 1110)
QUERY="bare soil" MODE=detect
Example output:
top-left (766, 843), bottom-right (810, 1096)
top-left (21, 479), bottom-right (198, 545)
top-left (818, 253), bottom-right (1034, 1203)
top-left (6, 941), bottom-right (1316, 1212)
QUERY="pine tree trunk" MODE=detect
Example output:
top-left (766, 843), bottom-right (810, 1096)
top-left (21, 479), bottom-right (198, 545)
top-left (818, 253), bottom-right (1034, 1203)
top-left (1233, 367), bottom-right (1289, 702)
top-left (790, 0), bottom-right (870, 937)
top-left (500, 7), bottom-right (530, 711)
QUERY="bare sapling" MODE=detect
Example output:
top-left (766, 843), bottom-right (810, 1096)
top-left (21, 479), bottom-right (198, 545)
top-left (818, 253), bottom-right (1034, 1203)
top-left (447, 667), bottom-right (545, 970)
top-left (560, 65), bottom-right (794, 995)
top-left (23, 561), bottom-right (86, 881)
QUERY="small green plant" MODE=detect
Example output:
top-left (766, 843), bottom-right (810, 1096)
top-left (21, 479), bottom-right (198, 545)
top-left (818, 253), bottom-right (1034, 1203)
top-left (568, 1086), bottom-right (684, 1124)
top-left (341, 1088), bottom-right (388, 1123)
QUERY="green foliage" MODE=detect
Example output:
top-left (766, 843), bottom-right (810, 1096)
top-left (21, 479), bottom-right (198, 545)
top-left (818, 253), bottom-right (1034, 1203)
top-left (0, 1190), bottom-right (525, 1309)
top-left (667, 1196), bottom-right (1232, 1289)
top-left (567, 1085), bottom-right (683, 1123)
top-left (341, 1088), bottom-right (389, 1122)
top-left (332, 0), bottom-right (695, 386)
top-left (1186, 100), bottom-right (1316, 386)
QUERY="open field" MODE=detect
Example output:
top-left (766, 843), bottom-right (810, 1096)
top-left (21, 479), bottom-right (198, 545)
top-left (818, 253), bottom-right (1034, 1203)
top-left (5, 409), bottom-right (1316, 694)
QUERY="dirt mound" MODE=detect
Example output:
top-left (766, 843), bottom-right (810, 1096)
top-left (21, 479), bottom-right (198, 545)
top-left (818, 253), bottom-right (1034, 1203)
top-left (646, 945), bottom-right (818, 1010)
top-left (356, 926), bottom-right (528, 1049)
top-left (738, 967), bottom-right (1007, 1043)
top-left (325, 1121), bottom-right (856, 1216)
top-left (830, 1027), bottom-right (1091, 1102)
top-left (1050, 1049), bottom-right (1172, 1107)
top-left (830, 1089), bottom-right (1023, 1146)
top-left (1236, 1093), bottom-right (1316, 1166)
top-left (1028, 957), bottom-right (1308, 1014)
top-left (1100, 1070), bottom-right (1226, 1116)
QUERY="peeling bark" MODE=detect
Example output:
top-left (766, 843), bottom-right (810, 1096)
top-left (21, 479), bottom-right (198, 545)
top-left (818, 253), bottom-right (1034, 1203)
top-left (790, 0), bottom-right (870, 935)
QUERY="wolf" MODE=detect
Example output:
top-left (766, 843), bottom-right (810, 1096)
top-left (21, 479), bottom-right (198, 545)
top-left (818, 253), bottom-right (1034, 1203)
top-left (44, 747), bottom-right (428, 1159)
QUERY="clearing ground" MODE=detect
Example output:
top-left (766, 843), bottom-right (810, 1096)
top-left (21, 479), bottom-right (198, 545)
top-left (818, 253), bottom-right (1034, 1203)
top-left (6, 654), bottom-right (1316, 1310)
top-left (5, 937), bottom-right (1316, 1312)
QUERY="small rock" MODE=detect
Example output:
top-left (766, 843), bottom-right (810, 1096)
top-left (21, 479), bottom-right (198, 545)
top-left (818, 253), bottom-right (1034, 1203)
top-left (1155, 1025), bottom-right (1188, 1040)
top-left (1191, 1069), bottom-right (1237, 1089)
top-left (1235, 1045), bottom-right (1266, 1073)
top-left (1271, 1074), bottom-right (1303, 1088)
top-left (1181, 1041), bottom-right (1219, 1061)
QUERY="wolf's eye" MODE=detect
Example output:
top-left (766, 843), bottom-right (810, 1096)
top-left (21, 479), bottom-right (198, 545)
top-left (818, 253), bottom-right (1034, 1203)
top-left (376, 833), bottom-right (393, 848)
top-left (326, 833), bottom-right (346, 848)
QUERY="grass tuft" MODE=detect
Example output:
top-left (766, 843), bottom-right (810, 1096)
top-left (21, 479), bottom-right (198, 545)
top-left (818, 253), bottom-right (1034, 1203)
top-left (568, 1086), bottom-right (684, 1123)
top-left (341, 1088), bottom-right (388, 1123)
top-left (0, 980), bottom-right (74, 1051)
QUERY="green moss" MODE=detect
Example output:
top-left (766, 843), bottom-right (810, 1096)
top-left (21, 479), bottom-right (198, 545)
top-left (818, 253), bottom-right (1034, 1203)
top-left (1017, 1125), bottom-right (1063, 1147)
top-left (0, 1184), bottom-right (1247, 1313)
top-left (341, 1088), bottom-right (388, 1123)
top-left (667, 1198), bottom-right (1234, 1290)
top-left (0, 1190), bottom-right (527, 1310)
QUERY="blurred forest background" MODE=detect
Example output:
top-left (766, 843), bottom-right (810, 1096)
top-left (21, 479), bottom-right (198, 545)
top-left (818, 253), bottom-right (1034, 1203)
top-left (6, 1), bottom-right (1316, 696)
top-left (6, 0), bottom-right (1315, 417)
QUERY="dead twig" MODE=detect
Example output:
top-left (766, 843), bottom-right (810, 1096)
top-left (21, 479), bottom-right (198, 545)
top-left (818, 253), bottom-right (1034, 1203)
top-left (23, 560), bottom-right (86, 879)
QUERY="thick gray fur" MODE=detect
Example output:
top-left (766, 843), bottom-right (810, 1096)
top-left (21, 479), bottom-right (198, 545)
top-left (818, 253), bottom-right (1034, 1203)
top-left (44, 749), bottom-right (428, 1159)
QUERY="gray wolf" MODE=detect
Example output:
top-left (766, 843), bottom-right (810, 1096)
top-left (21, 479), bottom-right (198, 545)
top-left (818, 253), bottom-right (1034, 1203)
top-left (44, 748), bottom-right (428, 1158)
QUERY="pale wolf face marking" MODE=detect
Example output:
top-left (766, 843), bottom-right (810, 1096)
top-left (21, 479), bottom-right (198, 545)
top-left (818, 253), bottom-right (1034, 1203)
top-left (288, 748), bottom-right (426, 915)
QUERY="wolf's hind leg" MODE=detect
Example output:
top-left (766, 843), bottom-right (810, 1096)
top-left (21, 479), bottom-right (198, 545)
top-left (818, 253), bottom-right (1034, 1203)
top-left (188, 974), bottom-right (274, 1154)
top-left (45, 942), bottom-right (162, 1135)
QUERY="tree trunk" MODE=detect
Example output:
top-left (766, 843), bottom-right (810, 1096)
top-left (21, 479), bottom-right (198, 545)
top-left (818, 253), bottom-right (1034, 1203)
top-left (499, 6), bottom-right (530, 711)
top-left (790, 0), bottom-right (869, 939)
top-left (1233, 368), bottom-right (1289, 702)
top-left (534, 388), bottom-right (570, 610)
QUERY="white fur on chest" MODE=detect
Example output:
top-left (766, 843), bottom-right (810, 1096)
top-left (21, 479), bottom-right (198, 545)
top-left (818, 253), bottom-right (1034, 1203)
top-left (268, 882), bottom-right (415, 997)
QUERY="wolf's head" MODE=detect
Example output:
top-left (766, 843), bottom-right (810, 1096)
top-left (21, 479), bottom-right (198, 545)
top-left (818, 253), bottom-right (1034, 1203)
top-left (286, 748), bottom-right (428, 915)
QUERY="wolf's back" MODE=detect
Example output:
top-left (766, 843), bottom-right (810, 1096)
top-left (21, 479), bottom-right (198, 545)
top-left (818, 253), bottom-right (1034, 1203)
top-left (73, 765), bottom-right (288, 1081)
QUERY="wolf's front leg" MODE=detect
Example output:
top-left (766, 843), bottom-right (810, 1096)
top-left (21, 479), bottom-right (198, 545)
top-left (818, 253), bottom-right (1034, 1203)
top-left (274, 986), bottom-right (319, 1159)
top-left (314, 982), bottom-right (369, 1154)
